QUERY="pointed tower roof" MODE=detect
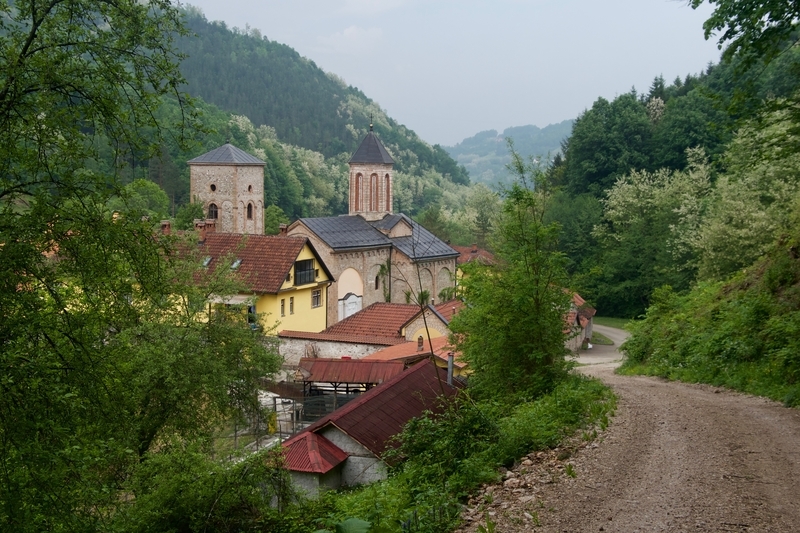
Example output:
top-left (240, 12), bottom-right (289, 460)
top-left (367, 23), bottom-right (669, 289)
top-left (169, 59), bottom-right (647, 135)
top-left (349, 126), bottom-right (394, 165)
top-left (188, 143), bottom-right (265, 166)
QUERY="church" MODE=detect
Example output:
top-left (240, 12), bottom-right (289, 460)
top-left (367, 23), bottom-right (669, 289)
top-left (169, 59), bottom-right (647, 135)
top-left (189, 126), bottom-right (459, 328)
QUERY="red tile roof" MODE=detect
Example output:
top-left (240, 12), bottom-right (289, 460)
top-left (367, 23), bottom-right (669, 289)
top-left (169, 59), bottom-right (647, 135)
top-left (297, 358), bottom-right (405, 384)
top-left (451, 244), bottom-right (495, 266)
top-left (282, 432), bottom-right (348, 473)
top-left (199, 233), bottom-right (332, 294)
top-left (280, 302), bottom-right (421, 345)
top-left (301, 360), bottom-right (461, 457)
top-left (363, 337), bottom-right (466, 369)
top-left (433, 299), bottom-right (464, 323)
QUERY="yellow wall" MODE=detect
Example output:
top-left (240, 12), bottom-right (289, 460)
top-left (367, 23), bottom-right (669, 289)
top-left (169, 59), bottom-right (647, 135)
top-left (256, 284), bottom-right (327, 333)
top-left (407, 327), bottom-right (445, 340)
top-left (260, 243), bottom-right (331, 333)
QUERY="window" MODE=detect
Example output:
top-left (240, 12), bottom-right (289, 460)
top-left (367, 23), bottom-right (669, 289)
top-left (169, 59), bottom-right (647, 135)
top-left (247, 305), bottom-right (257, 328)
top-left (385, 174), bottom-right (391, 211)
top-left (207, 203), bottom-right (218, 219)
top-left (280, 299), bottom-right (285, 317)
top-left (375, 275), bottom-right (380, 290)
top-left (202, 256), bottom-right (212, 267)
top-left (312, 289), bottom-right (321, 308)
top-left (370, 174), bottom-right (378, 211)
top-left (289, 297), bottom-right (294, 314)
top-left (247, 203), bottom-right (253, 220)
top-left (210, 184), bottom-right (216, 192)
top-left (230, 258), bottom-right (242, 270)
top-left (294, 259), bottom-right (315, 285)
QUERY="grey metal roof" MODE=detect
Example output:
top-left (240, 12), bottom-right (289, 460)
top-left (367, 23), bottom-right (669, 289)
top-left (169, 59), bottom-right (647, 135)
top-left (387, 215), bottom-right (460, 260)
top-left (370, 213), bottom-right (404, 232)
top-left (299, 213), bottom-right (458, 261)
top-left (348, 131), bottom-right (395, 165)
top-left (300, 216), bottom-right (391, 251)
top-left (188, 143), bottom-right (265, 166)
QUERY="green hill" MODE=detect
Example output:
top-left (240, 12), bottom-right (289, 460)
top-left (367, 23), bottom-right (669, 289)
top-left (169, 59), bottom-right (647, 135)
top-left (175, 8), bottom-right (469, 186)
top-left (443, 121), bottom-right (573, 186)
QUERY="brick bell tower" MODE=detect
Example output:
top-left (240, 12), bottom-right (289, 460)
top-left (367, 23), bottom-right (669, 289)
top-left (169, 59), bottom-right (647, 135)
top-left (348, 123), bottom-right (394, 221)
top-left (188, 142), bottom-right (265, 235)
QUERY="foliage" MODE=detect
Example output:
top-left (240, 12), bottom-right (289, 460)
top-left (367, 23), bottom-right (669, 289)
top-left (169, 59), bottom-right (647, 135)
top-left (692, 110), bottom-right (800, 280)
top-left (114, 446), bottom-right (294, 532)
top-left (562, 93), bottom-right (652, 196)
top-left (175, 201), bottom-right (206, 230)
top-left (108, 179), bottom-right (171, 222)
top-left (450, 145), bottom-right (571, 401)
top-left (264, 204), bottom-right (291, 235)
top-left (327, 376), bottom-right (615, 533)
top-left (588, 149), bottom-right (712, 317)
top-left (0, 2), bottom-right (282, 530)
top-left (620, 227), bottom-right (800, 406)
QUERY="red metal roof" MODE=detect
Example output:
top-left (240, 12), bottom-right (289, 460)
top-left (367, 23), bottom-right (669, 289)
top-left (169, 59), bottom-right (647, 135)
top-left (451, 244), bottom-right (495, 266)
top-left (302, 360), bottom-right (461, 457)
top-left (200, 233), bottom-right (333, 294)
top-left (282, 431), bottom-right (348, 473)
top-left (280, 302), bottom-right (421, 345)
top-left (363, 337), bottom-right (466, 369)
top-left (297, 358), bottom-right (405, 384)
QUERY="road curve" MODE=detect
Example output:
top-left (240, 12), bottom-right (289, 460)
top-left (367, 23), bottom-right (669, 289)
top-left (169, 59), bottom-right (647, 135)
top-left (459, 326), bottom-right (800, 533)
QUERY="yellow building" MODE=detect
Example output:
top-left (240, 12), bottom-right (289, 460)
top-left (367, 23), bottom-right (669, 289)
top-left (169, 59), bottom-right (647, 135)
top-left (200, 228), bottom-right (334, 333)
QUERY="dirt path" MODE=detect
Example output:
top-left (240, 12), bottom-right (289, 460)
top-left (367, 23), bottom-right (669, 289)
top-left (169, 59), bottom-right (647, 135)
top-left (457, 326), bottom-right (800, 533)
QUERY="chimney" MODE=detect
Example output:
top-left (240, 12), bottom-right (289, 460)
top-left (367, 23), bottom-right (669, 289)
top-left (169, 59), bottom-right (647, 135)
top-left (194, 219), bottom-right (206, 243)
top-left (160, 220), bottom-right (171, 236)
top-left (471, 243), bottom-right (478, 254)
top-left (447, 352), bottom-right (454, 386)
top-left (279, 223), bottom-right (288, 235)
top-left (205, 218), bottom-right (216, 235)
top-left (417, 336), bottom-right (424, 352)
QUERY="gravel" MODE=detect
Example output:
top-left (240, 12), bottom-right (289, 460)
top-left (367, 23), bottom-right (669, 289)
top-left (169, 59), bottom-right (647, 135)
top-left (455, 327), bottom-right (800, 533)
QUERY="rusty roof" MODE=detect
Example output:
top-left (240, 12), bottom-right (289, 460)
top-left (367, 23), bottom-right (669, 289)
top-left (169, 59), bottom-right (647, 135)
top-left (280, 302), bottom-right (421, 345)
top-left (302, 360), bottom-right (461, 457)
top-left (297, 358), bottom-right (405, 384)
top-left (282, 432), bottom-right (348, 473)
top-left (200, 233), bottom-right (333, 294)
top-left (364, 337), bottom-right (466, 369)
top-left (451, 244), bottom-right (495, 266)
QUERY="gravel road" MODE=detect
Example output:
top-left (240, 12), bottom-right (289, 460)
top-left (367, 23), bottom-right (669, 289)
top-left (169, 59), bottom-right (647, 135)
top-left (457, 325), bottom-right (800, 533)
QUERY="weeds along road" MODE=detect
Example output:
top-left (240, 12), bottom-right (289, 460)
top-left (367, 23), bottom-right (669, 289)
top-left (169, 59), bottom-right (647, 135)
top-left (457, 325), bottom-right (800, 533)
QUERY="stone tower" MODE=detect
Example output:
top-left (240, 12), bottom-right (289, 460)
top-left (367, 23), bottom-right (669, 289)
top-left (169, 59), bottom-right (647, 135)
top-left (348, 125), bottom-right (394, 221)
top-left (188, 143), bottom-right (265, 235)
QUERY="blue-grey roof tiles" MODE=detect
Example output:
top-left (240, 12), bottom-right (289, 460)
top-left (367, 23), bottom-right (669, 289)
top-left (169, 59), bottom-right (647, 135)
top-left (299, 214), bottom-right (458, 261)
top-left (348, 131), bottom-right (395, 165)
top-left (188, 143), bottom-right (265, 166)
top-left (301, 216), bottom-right (391, 250)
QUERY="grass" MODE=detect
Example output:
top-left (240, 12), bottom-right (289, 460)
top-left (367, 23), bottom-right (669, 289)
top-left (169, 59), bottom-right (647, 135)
top-left (589, 331), bottom-right (614, 346)
top-left (593, 316), bottom-right (635, 330)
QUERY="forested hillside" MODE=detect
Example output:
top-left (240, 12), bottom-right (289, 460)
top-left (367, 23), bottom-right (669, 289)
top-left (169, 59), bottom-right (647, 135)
top-left (444, 121), bottom-right (573, 186)
top-left (175, 7), bottom-right (469, 185)
top-left (543, 35), bottom-right (800, 318)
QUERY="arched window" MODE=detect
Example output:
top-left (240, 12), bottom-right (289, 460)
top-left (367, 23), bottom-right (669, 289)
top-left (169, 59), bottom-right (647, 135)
top-left (208, 203), bottom-right (218, 219)
top-left (355, 174), bottom-right (362, 211)
top-left (385, 174), bottom-right (391, 212)
top-left (375, 275), bottom-right (380, 290)
top-left (247, 203), bottom-right (253, 220)
top-left (370, 174), bottom-right (378, 211)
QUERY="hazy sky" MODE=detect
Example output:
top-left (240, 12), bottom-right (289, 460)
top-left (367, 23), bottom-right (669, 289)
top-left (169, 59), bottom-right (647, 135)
top-left (185, 0), bottom-right (723, 146)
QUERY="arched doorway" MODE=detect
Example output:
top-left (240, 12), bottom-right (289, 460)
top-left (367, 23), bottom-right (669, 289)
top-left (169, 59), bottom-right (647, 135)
top-left (338, 268), bottom-right (364, 320)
